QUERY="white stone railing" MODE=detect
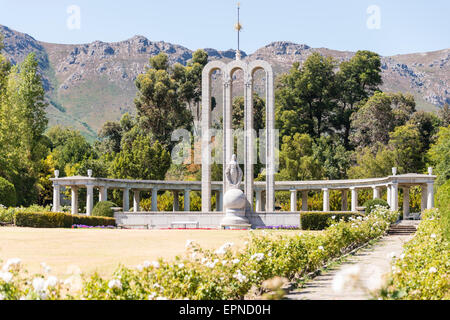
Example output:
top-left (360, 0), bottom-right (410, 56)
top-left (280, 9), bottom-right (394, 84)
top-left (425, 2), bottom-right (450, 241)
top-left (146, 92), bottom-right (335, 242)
top-left (50, 168), bottom-right (436, 219)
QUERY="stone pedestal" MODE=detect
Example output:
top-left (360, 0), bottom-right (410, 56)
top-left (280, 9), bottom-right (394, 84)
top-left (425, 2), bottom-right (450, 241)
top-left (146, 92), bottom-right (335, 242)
top-left (220, 188), bottom-right (251, 229)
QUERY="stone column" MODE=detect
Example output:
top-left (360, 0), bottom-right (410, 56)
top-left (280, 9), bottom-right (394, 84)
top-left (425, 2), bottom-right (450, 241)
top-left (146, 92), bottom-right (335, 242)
top-left (173, 191), bottom-right (179, 212)
top-left (244, 74), bottom-right (254, 213)
top-left (341, 190), bottom-right (348, 211)
top-left (133, 190), bottom-right (140, 213)
top-left (350, 187), bottom-right (358, 212)
top-left (372, 186), bottom-right (381, 199)
top-left (122, 188), bottom-right (130, 212)
top-left (151, 188), bottom-right (158, 212)
top-left (71, 186), bottom-right (79, 215)
top-left (217, 190), bottom-right (223, 212)
top-left (426, 182), bottom-right (434, 209)
top-left (255, 190), bottom-right (262, 212)
top-left (290, 190), bottom-right (297, 212)
top-left (52, 183), bottom-right (61, 212)
top-left (223, 74), bottom-right (233, 196)
top-left (322, 188), bottom-right (330, 212)
top-left (184, 189), bottom-right (190, 212)
top-left (391, 183), bottom-right (399, 211)
top-left (201, 68), bottom-right (214, 213)
top-left (421, 184), bottom-right (428, 212)
top-left (86, 185), bottom-right (94, 216)
top-left (99, 186), bottom-right (108, 202)
top-left (387, 185), bottom-right (392, 208)
top-left (301, 191), bottom-right (308, 211)
top-left (402, 187), bottom-right (410, 219)
top-left (265, 68), bottom-right (276, 212)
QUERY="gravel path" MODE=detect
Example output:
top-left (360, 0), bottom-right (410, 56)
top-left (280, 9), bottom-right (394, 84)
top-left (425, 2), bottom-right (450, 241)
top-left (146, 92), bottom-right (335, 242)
top-left (286, 234), bottom-right (413, 300)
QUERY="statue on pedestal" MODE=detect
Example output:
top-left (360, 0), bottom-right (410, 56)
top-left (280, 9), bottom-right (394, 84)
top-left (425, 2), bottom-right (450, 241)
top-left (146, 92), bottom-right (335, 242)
top-left (221, 154), bottom-right (251, 229)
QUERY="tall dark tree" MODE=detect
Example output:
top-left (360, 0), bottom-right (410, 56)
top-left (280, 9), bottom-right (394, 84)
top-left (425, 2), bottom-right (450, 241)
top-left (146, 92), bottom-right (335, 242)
top-left (335, 50), bottom-right (382, 149)
top-left (276, 53), bottom-right (337, 139)
top-left (134, 53), bottom-right (193, 149)
top-left (173, 49), bottom-right (208, 130)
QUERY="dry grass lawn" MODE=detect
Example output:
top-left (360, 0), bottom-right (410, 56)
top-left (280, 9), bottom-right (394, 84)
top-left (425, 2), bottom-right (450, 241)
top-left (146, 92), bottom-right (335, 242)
top-left (0, 227), bottom-right (314, 278)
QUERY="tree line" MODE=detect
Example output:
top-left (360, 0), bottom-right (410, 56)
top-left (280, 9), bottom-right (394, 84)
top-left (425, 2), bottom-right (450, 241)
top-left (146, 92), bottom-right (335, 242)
top-left (0, 34), bottom-right (449, 208)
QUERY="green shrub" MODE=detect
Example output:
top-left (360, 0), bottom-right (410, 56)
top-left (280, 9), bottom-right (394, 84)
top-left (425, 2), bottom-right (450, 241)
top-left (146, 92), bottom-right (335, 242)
top-left (14, 211), bottom-right (115, 228)
top-left (14, 211), bottom-right (72, 228)
top-left (300, 211), bottom-right (363, 230)
top-left (0, 177), bottom-right (16, 207)
top-left (72, 214), bottom-right (115, 227)
top-left (379, 208), bottom-right (450, 300)
top-left (436, 180), bottom-right (450, 241)
top-left (0, 205), bottom-right (51, 224)
top-left (92, 201), bottom-right (117, 217)
top-left (363, 198), bottom-right (390, 214)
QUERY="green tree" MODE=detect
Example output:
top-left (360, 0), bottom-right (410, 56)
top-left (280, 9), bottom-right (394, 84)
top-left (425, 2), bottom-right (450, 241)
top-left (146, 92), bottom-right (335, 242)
top-left (276, 53), bottom-right (337, 139)
top-left (173, 49), bottom-right (208, 127)
top-left (47, 126), bottom-right (95, 173)
top-left (276, 133), bottom-right (323, 181)
top-left (437, 103), bottom-right (450, 127)
top-left (350, 92), bottom-right (416, 149)
top-left (350, 92), bottom-right (394, 148)
top-left (349, 124), bottom-right (425, 178)
top-left (407, 111), bottom-right (441, 154)
top-left (0, 53), bottom-right (49, 205)
top-left (110, 133), bottom-right (171, 180)
top-left (428, 125), bottom-right (450, 186)
top-left (232, 94), bottom-right (265, 131)
top-left (312, 135), bottom-right (352, 180)
top-left (335, 50), bottom-right (382, 149)
top-left (135, 53), bottom-right (193, 148)
top-left (389, 124), bottom-right (425, 174)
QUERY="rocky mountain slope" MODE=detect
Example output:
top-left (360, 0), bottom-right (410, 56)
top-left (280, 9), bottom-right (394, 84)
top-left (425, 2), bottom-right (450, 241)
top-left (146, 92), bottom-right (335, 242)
top-left (1, 25), bottom-right (448, 141)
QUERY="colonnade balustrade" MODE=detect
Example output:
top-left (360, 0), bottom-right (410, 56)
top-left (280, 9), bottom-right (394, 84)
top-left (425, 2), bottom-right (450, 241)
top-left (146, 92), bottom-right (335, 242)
top-left (51, 167), bottom-right (436, 218)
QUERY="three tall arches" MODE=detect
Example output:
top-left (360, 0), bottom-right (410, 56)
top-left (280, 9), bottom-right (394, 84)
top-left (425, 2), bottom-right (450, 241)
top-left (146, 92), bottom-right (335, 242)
top-left (201, 59), bottom-right (275, 213)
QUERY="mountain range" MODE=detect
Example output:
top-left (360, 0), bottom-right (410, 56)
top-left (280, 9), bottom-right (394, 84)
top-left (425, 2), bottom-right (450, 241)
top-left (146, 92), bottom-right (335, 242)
top-left (1, 24), bottom-right (449, 141)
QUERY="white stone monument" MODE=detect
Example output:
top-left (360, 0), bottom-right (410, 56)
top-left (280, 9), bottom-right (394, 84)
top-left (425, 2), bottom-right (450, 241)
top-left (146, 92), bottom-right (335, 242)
top-left (220, 154), bottom-right (251, 229)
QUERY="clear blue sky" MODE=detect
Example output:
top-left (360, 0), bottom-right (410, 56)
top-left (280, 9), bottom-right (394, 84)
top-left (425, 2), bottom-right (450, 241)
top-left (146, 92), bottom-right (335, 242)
top-left (1, 0), bottom-right (449, 56)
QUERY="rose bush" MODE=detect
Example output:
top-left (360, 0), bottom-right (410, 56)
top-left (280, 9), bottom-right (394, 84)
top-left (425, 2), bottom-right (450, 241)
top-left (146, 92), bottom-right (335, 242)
top-left (378, 208), bottom-right (450, 300)
top-left (0, 206), bottom-right (398, 300)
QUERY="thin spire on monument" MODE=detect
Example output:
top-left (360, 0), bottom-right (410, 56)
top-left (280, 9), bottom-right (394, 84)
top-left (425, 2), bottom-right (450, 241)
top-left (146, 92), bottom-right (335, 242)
top-left (234, 2), bottom-right (242, 60)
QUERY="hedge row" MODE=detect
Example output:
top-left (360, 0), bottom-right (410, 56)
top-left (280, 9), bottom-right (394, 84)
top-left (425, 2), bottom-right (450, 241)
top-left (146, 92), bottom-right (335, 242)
top-left (14, 211), bottom-right (116, 228)
top-left (300, 211), bottom-right (363, 230)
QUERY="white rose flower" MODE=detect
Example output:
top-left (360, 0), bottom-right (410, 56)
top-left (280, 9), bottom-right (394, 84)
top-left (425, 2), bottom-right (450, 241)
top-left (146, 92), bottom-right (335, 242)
top-left (45, 276), bottom-right (58, 288)
top-left (0, 272), bottom-right (13, 283)
top-left (32, 277), bottom-right (47, 292)
top-left (3, 258), bottom-right (21, 272)
top-left (108, 279), bottom-right (122, 290)
top-left (429, 267), bottom-right (437, 274)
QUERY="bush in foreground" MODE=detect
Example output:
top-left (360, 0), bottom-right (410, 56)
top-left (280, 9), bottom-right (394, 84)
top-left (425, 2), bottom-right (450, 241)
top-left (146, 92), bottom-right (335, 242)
top-left (378, 208), bottom-right (450, 300)
top-left (0, 207), bottom-right (398, 300)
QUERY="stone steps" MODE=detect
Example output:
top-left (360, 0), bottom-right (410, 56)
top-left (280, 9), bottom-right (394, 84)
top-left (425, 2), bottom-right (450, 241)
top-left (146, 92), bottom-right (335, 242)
top-left (388, 223), bottom-right (417, 235)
